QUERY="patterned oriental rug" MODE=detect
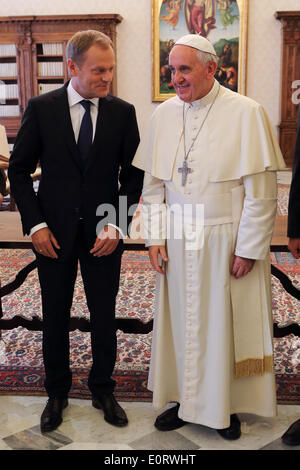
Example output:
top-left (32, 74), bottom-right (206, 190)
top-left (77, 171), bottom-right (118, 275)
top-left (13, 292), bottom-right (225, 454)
top-left (0, 250), bottom-right (154, 402)
top-left (277, 183), bottom-right (289, 216)
top-left (0, 247), bottom-right (300, 404)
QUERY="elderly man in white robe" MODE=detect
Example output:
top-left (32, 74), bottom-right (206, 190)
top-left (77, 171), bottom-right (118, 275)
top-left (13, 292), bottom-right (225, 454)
top-left (133, 34), bottom-right (285, 440)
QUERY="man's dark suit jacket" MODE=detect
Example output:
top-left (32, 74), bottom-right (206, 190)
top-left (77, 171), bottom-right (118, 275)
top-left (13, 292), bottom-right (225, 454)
top-left (288, 105), bottom-right (300, 238)
top-left (8, 83), bottom-right (143, 256)
top-left (0, 169), bottom-right (5, 196)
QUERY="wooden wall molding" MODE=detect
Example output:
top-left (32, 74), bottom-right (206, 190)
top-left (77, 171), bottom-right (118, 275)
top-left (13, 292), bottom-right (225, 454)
top-left (275, 11), bottom-right (300, 167)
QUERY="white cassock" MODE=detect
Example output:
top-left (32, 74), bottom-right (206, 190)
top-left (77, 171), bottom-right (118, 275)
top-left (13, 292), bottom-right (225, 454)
top-left (133, 80), bottom-right (286, 429)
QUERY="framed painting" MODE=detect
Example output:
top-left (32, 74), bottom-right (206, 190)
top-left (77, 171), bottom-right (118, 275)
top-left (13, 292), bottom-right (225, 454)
top-left (152, 0), bottom-right (248, 101)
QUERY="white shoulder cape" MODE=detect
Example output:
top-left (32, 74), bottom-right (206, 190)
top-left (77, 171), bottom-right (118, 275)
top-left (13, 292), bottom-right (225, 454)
top-left (133, 85), bottom-right (286, 180)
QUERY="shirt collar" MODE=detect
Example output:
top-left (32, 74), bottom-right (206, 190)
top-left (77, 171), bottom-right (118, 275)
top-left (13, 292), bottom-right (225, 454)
top-left (67, 80), bottom-right (99, 109)
top-left (189, 79), bottom-right (220, 109)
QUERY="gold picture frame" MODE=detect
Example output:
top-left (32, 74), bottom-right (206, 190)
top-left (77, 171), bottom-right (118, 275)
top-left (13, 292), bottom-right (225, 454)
top-left (152, 0), bottom-right (248, 102)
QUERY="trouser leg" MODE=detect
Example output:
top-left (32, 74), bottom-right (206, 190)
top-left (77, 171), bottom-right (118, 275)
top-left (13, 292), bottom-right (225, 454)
top-left (78, 237), bottom-right (123, 396)
top-left (37, 254), bottom-right (78, 398)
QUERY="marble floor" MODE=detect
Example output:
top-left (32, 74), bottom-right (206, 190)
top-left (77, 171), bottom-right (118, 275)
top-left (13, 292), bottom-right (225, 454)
top-left (0, 395), bottom-right (299, 451)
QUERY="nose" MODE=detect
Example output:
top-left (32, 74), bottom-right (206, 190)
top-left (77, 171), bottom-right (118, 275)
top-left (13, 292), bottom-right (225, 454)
top-left (173, 69), bottom-right (184, 83)
top-left (102, 70), bottom-right (113, 82)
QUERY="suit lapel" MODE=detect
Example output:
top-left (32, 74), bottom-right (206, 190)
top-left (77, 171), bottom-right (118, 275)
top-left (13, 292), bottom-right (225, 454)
top-left (52, 83), bottom-right (83, 172)
top-left (85, 95), bottom-right (114, 172)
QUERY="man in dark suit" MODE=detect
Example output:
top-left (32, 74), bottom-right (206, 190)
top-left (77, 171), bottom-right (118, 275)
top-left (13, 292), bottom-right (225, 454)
top-left (281, 104), bottom-right (300, 446)
top-left (8, 30), bottom-right (144, 432)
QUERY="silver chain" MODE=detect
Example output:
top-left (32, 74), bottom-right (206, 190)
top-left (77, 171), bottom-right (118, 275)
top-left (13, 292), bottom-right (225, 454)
top-left (181, 83), bottom-right (220, 165)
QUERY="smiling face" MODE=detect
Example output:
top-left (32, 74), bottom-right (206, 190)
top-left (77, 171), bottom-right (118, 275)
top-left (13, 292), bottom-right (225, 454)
top-left (169, 45), bottom-right (217, 103)
top-left (68, 44), bottom-right (115, 99)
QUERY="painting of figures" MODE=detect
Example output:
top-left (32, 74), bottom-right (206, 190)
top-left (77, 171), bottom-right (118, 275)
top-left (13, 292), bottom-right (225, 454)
top-left (153, 0), bottom-right (248, 101)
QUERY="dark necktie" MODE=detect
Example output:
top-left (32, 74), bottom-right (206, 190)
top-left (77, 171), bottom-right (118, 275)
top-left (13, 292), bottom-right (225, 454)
top-left (77, 99), bottom-right (93, 165)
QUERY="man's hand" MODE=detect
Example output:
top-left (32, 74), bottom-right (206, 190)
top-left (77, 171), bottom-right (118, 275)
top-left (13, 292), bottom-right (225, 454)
top-left (231, 255), bottom-right (255, 279)
top-left (90, 225), bottom-right (120, 257)
top-left (148, 245), bottom-right (168, 275)
top-left (31, 227), bottom-right (60, 259)
top-left (0, 193), bottom-right (3, 204)
top-left (288, 238), bottom-right (300, 259)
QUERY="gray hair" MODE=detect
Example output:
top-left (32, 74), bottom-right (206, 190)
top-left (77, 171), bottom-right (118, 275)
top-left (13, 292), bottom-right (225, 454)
top-left (197, 50), bottom-right (218, 66)
top-left (66, 30), bottom-right (113, 65)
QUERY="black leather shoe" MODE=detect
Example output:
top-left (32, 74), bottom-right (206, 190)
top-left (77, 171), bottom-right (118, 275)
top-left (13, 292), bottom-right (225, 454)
top-left (281, 418), bottom-right (300, 446)
top-left (92, 393), bottom-right (128, 427)
top-left (216, 414), bottom-right (241, 440)
top-left (40, 397), bottom-right (68, 433)
top-left (154, 403), bottom-right (186, 431)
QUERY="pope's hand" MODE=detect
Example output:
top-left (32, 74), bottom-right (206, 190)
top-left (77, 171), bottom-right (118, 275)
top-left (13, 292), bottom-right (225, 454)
top-left (288, 238), bottom-right (300, 259)
top-left (90, 225), bottom-right (120, 257)
top-left (31, 227), bottom-right (60, 258)
top-left (231, 255), bottom-right (255, 279)
top-left (148, 245), bottom-right (168, 275)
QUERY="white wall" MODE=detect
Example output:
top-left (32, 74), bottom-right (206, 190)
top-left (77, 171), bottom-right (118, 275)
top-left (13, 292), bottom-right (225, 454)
top-left (0, 0), bottom-right (299, 134)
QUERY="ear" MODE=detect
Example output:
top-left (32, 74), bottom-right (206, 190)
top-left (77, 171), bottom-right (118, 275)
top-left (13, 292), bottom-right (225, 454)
top-left (207, 60), bottom-right (218, 79)
top-left (67, 58), bottom-right (79, 77)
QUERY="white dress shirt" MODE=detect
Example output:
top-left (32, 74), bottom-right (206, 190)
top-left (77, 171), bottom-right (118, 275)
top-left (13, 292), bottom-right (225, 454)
top-left (67, 79), bottom-right (99, 142)
top-left (30, 80), bottom-right (124, 238)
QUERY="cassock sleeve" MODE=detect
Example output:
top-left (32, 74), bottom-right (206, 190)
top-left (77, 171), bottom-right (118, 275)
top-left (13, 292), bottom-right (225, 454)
top-left (234, 171), bottom-right (277, 260)
top-left (141, 172), bottom-right (167, 247)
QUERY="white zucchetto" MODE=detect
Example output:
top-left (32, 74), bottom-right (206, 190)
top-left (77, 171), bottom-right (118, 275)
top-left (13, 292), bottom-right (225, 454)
top-left (174, 34), bottom-right (217, 56)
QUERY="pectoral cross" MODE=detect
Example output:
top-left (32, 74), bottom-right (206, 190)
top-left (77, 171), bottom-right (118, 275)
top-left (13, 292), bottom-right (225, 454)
top-left (178, 160), bottom-right (192, 186)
